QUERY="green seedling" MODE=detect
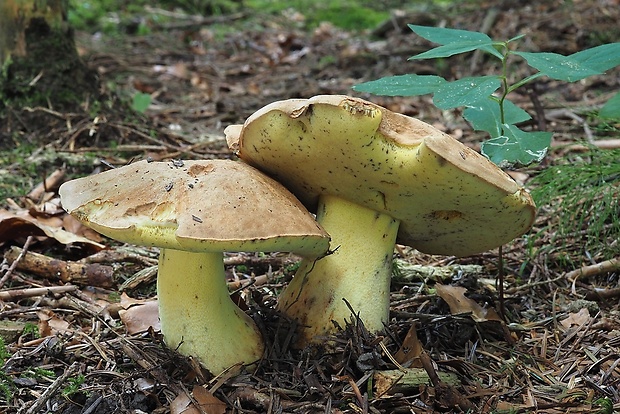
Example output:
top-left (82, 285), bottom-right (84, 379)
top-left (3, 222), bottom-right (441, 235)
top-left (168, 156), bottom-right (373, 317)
top-left (0, 338), bottom-right (13, 403)
top-left (22, 368), bottom-right (55, 380)
top-left (354, 25), bottom-right (620, 167)
top-left (0, 338), bottom-right (10, 366)
top-left (0, 372), bottom-right (13, 403)
top-left (22, 323), bottom-right (40, 339)
top-left (62, 374), bottom-right (86, 398)
top-left (131, 92), bottom-right (152, 114)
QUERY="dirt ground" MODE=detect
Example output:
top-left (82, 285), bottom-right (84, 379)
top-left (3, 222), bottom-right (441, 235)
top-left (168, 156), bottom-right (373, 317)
top-left (1, 1), bottom-right (619, 413)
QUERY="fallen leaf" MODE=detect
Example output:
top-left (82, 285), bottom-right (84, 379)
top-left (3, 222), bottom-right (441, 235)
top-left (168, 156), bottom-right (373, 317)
top-left (37, 310), bottom-right (71, 337)
top-left (170, 391), bottom-right (192, 414)
top-left (0, 208), bottom-right (104, 249)
top-left (192, 385), bottom-right (227, 414)
top-left (560, 307), bottom-right (591, 329)
top-left (119, 296), bottom-right (160, 334)
top-left (436, 284), bottom-right (503, 323)
top-left (394, 322), bottom-right (423, 367)
top-left (170, 386), bottom-right (226, 414)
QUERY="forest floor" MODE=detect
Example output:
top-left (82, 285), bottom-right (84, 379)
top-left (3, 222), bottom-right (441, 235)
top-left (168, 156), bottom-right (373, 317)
top-left (1, 1), bottom-right (620, 413)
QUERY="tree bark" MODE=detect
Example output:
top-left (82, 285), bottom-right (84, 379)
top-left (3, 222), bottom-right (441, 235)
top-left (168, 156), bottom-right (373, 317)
top-left (0, 0), bottom-right (98, 112)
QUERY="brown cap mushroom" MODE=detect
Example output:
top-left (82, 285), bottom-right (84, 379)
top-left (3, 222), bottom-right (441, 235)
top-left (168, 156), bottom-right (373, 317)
top-left (225, 95), bottom-right (536, 344)
top-left (59, 159), bottom-right (329, 373)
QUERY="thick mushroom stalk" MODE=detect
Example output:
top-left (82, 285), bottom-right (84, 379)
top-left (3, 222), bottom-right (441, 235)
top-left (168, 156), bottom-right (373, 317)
top-left (59, 160), bottom-right (329, 373)
top-left (279, 195), bottom-right (399, 342)
top-left (225, 95), bottom-right (536, 346)
top-left (157, 249), bottom-right (262, 371)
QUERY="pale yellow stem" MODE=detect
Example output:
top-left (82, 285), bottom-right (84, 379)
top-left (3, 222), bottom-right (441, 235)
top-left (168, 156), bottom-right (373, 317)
top-left (157, 249), bottom-right (264, 373)
top-left (278, 194), bottom-right (400, 345)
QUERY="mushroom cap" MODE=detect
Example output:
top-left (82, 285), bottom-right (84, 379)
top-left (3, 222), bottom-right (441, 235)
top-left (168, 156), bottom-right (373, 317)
top-left (59, 159), bottom-right (330, 257)
top-left (225, 95), bottom-right (536, 257)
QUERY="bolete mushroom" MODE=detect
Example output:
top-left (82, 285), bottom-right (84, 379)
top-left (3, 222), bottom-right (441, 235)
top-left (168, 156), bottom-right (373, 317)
top-left (225, 95), bottom-right (536, 345)
top-left (59, 159), bottom-right (329, 373)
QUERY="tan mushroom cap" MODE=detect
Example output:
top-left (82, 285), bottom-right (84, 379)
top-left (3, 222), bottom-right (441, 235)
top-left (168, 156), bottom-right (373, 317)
top-left (59, 159), bottom-right (329, 257)
top-left (225, 95), bottom-right (536, 257)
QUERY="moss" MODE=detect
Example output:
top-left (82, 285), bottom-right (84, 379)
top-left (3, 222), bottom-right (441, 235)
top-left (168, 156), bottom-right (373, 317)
top-left (1, 17), bottom-right (99, 112)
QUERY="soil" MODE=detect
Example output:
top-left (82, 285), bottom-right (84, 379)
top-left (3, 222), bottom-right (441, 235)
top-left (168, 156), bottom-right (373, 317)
top-left (1, 1), bottom-right (619, 413)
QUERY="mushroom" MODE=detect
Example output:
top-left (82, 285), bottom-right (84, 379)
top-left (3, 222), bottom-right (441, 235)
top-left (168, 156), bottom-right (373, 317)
top-left (225, 95), bottom-right (536, 345)
top-left (59, 159), bottom-right (329, 373)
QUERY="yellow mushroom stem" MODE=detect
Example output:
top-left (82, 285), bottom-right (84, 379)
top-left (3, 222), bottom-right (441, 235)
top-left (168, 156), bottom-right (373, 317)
top-left (277, 194), bottom-right (400, 345)
top-left (157, 249), bottom-right (264, 373)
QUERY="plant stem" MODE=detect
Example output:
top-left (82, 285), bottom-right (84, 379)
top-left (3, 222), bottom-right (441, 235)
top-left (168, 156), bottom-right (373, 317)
top-left (499, 43), bottom-right (510, 124)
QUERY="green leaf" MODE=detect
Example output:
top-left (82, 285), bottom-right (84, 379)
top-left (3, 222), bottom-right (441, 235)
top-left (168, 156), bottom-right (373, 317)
top-left (408, 25), bottom-right (503, 59)
top-left (481, 124), bottom-right (551, 167)
top-left (570, 43), bottom-right (620, 73)
top-left (599, 92), bottom-right (620, 119)
top-left (463, 97), bottom-right (531, 137)
top-left (132, 92), bottom-right (151, 113)
top-left (408, 25), bottom-right (492, 44)
top-left (409, 40), bottom-right (499, 60)
top-left (432, 76), bottom-right (501, 110)
top-left (513, 51), bottom-right (602, 82)
top-left (353, 74), bottom-right (446, 96)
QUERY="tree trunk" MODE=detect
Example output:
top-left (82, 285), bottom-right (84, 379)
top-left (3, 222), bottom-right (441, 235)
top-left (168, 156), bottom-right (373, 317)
top-left (0, 0), bottom-right (98, 112)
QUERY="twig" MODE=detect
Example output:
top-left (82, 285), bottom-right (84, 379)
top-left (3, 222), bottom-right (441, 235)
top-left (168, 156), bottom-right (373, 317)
top-left (585, 287), bottom-right (620, 301)
top-left (504, 274), bottom-right (565, 294)
top-left (40, 294), bottom-right (112, 322)
top-left (121, 341), bottom-right (184, 395)
top-left (4, 246), bottom-right (115, 287)
top-left (0, 285), bottom-right (78, 301)
top-left (0, 236), bottom-right (34, 288)
top-left (545, 108), bottom-right (593, 143)
top-left (81, 395), bottom-right (103, 414)
top-left (567, 257), bottom-right (620, 295)
top-left (26, 168), bottom-right (65, 202)
top-left (557, 139), bottom-right (620, 152)
top-left (18, 362), bottom-right (81, 414)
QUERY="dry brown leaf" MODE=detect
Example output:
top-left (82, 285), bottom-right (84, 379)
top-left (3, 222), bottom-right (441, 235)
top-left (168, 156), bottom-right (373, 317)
top-left (119, 298), bottom-right (160, 334)
top-left (119, 292), bottom-right (153, 308)
top-left (37, 309), bottom-right (71, 337)
top-left (0, 208), bottom-right (104, 249)
top-left (170, 386), bottom-right (226, 414)
top-left (436, 284), bottom-right (503, 323)
top-left (394, 322), bottom-right (423, 367)
top-left (560, 307), bottom-right (591, 329)
top-left (192, 385), bottom-right (227, 414)
top-left (62, 214), bottom-right (104, 242)
top-left (170, 391), bottom-right (193, 414)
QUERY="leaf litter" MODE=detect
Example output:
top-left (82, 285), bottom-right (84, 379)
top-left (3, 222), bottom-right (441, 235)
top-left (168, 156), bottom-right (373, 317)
top-left (1, 1), bottom-right (620, 413)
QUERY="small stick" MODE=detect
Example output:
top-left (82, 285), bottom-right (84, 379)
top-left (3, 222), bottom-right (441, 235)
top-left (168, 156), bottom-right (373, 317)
top-left (545, 108), bottom-right (593, 142)
top-left (227, 274), bottom-right (269, 290)
top-left (567, 257), bottom-right (620, 294)
top-left (18, 362), bottom-right (81, 414)
top-left (27, 168), bottom-right (65, 201)
top-left (585, 287), bottom-right (620, 301)
top-left (4, 246), bottom-right (114, 287)
top-left (0, 236), bottom-right (34, 288)
top-left (558, 139), bottom-right (620, 151)
top-left (0, 285), bottom-right (78, 301)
